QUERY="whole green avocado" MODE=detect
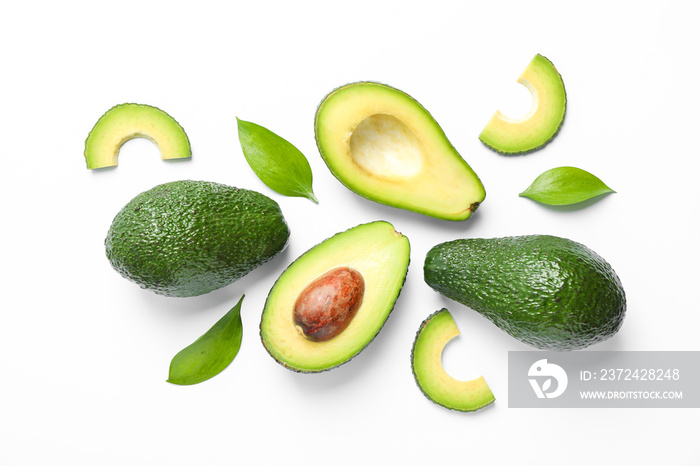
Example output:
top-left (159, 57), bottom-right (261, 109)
top-left (424, 235), bottom-right (626, 350)
top-left (105, 180), bottom-right (290, 297)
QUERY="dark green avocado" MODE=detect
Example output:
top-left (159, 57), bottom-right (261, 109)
top-left (424, 235), bottom-right (626, 350)
top-left (105, 180), bottom-right (290, 297)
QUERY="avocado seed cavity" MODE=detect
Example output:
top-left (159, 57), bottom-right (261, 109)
top-left (349, 114), bottom-right (423, 179)
top-left (293, 267), bottom-right (365, 342)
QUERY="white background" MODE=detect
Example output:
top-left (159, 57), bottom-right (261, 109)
top-left (2, 1), bottom-right (698, 464)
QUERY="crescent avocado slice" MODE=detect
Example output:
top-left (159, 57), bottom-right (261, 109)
top-left (315, 82), bottom-right (485, 221)
top-left (411, 309), bottom-right (495, 412)
top-left (84, 103), bottom-right (191, 169)
top-left (261, 221), bottom-right (410, 373)
top-left (479, 54), bottom-right (566, 155)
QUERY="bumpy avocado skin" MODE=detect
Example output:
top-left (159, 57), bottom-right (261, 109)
top-left (424, 235), bottom-right (626, 350)
top-left (105, 180), bottom-right (289, 297)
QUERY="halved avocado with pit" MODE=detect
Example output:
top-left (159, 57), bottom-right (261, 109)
top-left (84, 103), bottom-right (191, 169)
top-left (411, 309), bottom-right (495, 412)
top-left (315, 82), bottom-right (485, 221)
top-left (479, 54), bottom-right (567, 155)
top-left (260, 221), bottom-right (410, 373)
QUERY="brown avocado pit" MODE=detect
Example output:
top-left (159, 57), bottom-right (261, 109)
top-left (260, 221), bottom-right (410, 372)
top-left (293, 267), bottom-right (365, 342)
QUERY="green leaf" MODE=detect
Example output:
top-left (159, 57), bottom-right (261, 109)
top-left (167, 296), bottom-right (245, 386)
top-left (237, 118), bottom-right (318, 203)
top-left (519, 166), bottom-right (615, 206)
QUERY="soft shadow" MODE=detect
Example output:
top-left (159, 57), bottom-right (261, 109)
top-left (524, 192), bottom-right (615, 213)
top-left (583, 325), bottom-right (627, 353)
top-left (163, 157), bottom-right (192, 165)
top-left (89, 165), bottom-right (118, 173)
top-left (278, 333), bottom-right (386, 392)
top-left (282, 340), bottom-right (385, 390)
top-left (435, 294), bottom-right (517, 348)
top-left (344, 188), bottom-right (487, 234)
top-left (87, 152), bottom-right (191, 173)
top-left (140, 246), bottom-right (292, 318)
top-left (485, 112), bottom-right (567, 157)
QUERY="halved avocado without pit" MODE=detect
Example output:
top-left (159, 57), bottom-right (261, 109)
top-left (315, 82), bottom-right (485, 221)
top-left (84, 103), bottom-right (191, 169)
top-left (479, 54), bottom-right (567, 155)
top-left (260, 221), bottom-right (410, 373)
top-left (411, 309), bottom-right (495, 412)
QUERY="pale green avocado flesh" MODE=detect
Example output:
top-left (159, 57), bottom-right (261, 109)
top-left (411, 309), bottom-right (495, 412)
top-left (85, 103), bottom-right (191, 169)
top-left (315, 82), bottom-right (485, 221)
top-left (260, 221), bottom-right (410, 373)
top-left (480, 54), bottom-right (567, 154)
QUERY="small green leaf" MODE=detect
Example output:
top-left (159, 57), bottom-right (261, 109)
top-left (237, 118), bottom-right (318, 203)
top-left (167, 296), bottom-right (245, 386)
top-left (519, 166), bottom-right (615, 205)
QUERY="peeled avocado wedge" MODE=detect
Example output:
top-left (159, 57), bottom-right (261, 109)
top-left (85, 103), bottom-right (191, 169)
top-left (260, 221), bottom-right (410, 373)
top-left (315, 82), bottom-right (485, 221)
top-left (412, 309), bottom-right (495, 412)
top-left (480, 54), bottom-right (567, 154)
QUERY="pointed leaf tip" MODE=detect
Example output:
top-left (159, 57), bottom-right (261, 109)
top-left (167, 295), bottom-right (245, 386)
top-left (236, 118), bottom-right (318, 203)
